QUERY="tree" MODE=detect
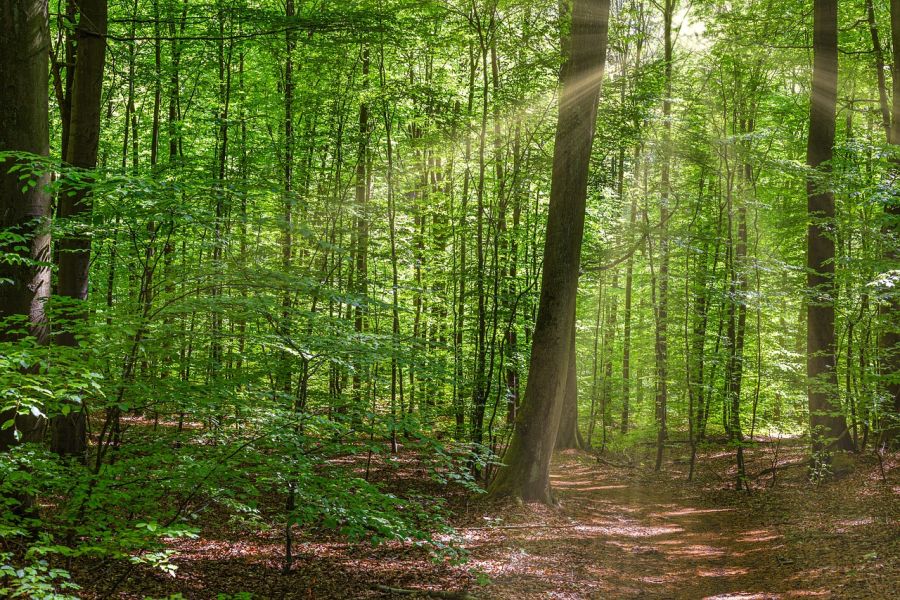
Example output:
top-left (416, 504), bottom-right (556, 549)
top-left (53, 0), bottom-right (108, 457)
top-left (652, 0), bottom-right (675, 472)
top-left (805, 0), bottom-right (853, 455)
top-left (556, 318), bottom-right (584, 449)
top-left (878, 0), bottom-right (900, 446)
top-left (0, 0), bottom-right (52, 451)
top-left (488, 0), bottom-right (610, 502)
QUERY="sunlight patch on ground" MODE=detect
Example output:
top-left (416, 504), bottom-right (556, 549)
top-left (667, 544), bottom-right (727, 558)
top-left (658, 507), bottom-right (734, 517)
top-left (833, 517), bottom-right (874, 532)
top-left (702, 593), bottom-right (779, 600)
top-left (736, 529), bottom-right (782, 543)
top-left (583, 521), bottom-right (685, 538)
top-left (697, 566), bottom-right (750, 577)
top-left (551, 479), bottom-right (599, 487)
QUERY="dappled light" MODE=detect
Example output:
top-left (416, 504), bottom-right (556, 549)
top-left (1, 0), bottom-right (898, 596)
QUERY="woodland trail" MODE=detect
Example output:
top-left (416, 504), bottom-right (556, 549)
top-left (465, 450), bottom-right (898, 600)
top-left (81, 446), bottom-right (898, 599)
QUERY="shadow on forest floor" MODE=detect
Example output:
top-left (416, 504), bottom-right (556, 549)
top-left (77, 442), bottom-right (899, 599)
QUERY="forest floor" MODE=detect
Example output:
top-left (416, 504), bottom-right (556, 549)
top-left (81, 439), bottom-right (899, 600)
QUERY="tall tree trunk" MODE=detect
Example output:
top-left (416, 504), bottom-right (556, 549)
top-left (471, 17), bottom-right (491, 452)
top-left (0, 0), bottom-right (52, 451)
top-left (54, 0), bottom-right (107, 458)
top-left (806, 0), bottom-right (854, 455)
top-left (806, 0), bottom-right (853, 456)
top-left (878, 0), bottom-right (900, 446)
top-left (654, 0), bottom-right (675, 472)
top-left (556, 317), bottom-right (584, 449)
top-left (621, 146), bottom-right (640, 434)
top-left (381, 46), bottom-right (400, 453)
top-left (866, 0), bottom-right (891, 137)
top-left (281, 0), bottom-right (295, 399)
top-left (488, 0), bottom-right (610, 503)
top-left (352, 47), bottom-right (370, 416)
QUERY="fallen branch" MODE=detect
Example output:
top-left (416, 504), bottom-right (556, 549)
top-left (374, 584), bottom-right (477, 599)
top-left (753, 459), bottom-right (807, 479)
top-left (594, 455), bottom-right (636, 469)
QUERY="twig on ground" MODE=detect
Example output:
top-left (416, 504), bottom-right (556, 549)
top-left (374, 584), bottom-right (477, 599)
top-left (752, 459), bottom-right (807, 479)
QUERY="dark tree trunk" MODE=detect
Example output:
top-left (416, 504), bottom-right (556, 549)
top-left (0, 0), bottom-right (52, 451)
top-left (806, 0), bottom-right (853, 455)
top-left (488, 0), bottom-right (610, 503)
top-left (52, 0), bottom-right (106, 458)
top-left (878, 0), bottom-right (900, 446)
top-left (352, 47), bottom-right (370, 415)
top-left (556, 319), bottom-right (584, 450)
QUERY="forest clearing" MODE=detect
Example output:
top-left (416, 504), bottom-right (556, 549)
top-left (1, 0), bottom-right (899, 598)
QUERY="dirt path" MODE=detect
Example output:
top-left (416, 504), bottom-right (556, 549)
top-left (463, 451), bottom-right (896, 599)
top-left (83, 447), bottom-right (897, 599)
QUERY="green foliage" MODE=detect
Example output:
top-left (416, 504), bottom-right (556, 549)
top-left (1, 0), bottom-right (898, 595)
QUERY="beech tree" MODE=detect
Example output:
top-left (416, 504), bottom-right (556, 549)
top-left (53, 0), bottom-right (108, 457)
top-left (488, 0), bottom-right (611, 502)
top-left (0, 0), bottom-right (52, 451)
top-left (0, 0), bottom-right (897, 594)
top-left (806, 0), bottom-right (853, 456)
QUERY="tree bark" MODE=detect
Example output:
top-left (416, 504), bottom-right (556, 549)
top-left (654, 0), bottom-right (675, 472)
top-left (0, 0), bottom-right (52, 451)
top-left (556, 318), bottom-right (584, 449)
top-left (878, 0), bottom-right (900, 446)
top-left (806, 0), bottom-right (853, 455)
top-left (488, 0), bottom-right (610, 503)
top-left (53, 0), bottom-right (107, 458)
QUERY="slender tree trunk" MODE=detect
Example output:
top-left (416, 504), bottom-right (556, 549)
top-left (653, 0), bottom-right (675, 472)
top-left (588, 280), bottom-right (603, 446)
top-left (352, 47), bottom-right (370, 416)
top-left (621, 146), bottom-right (640, 434)
top-left (381, 46), bottom-right (400, 453)
top-left (866, 0), bottom-right (891, 137)
top-left (281, 0), bottom-right (295, 399)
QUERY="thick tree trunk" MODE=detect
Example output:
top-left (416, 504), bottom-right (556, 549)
top-left (806, 0), bottom-right (853, 455)
top-left (488, 0), bottom-right (609, 503)
top-left (0, 0), bottom-right (52, 451)
top-left (53, 0), bottom-right (107, 458)
top-left (556, 319), bottom-right (584, 450)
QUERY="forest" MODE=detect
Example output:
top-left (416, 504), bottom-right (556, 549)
top-left (0, 0), bottom-right (898, 597)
